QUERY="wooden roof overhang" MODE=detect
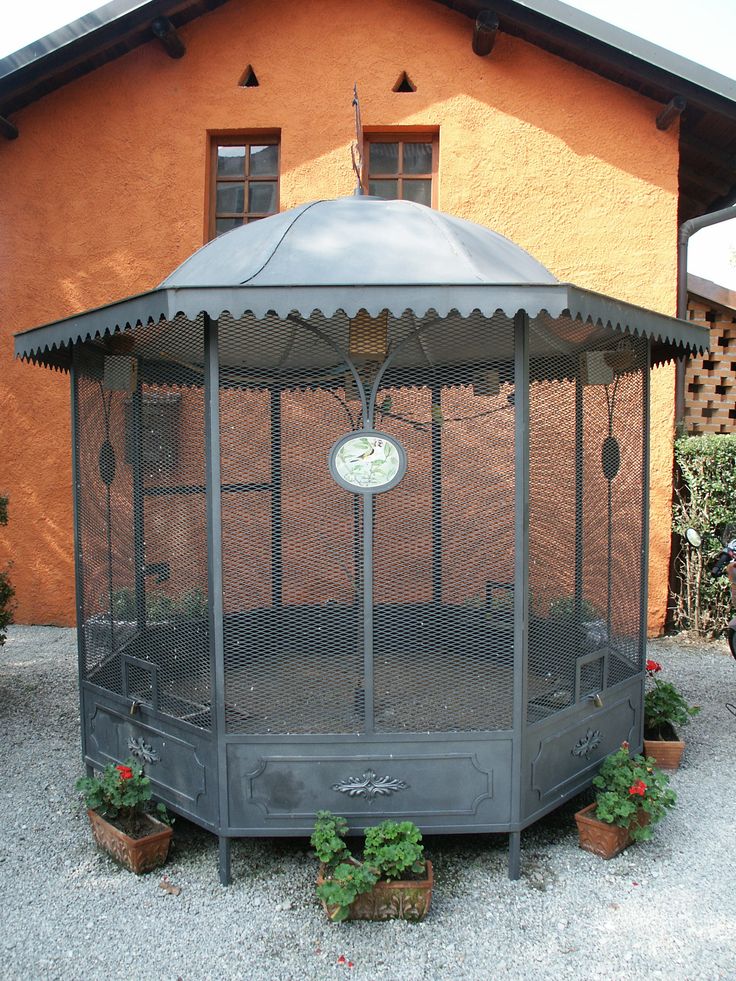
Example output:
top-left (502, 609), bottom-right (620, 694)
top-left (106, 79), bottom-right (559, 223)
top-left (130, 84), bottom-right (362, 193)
top-left (1, 0), bottom-right (735, 221)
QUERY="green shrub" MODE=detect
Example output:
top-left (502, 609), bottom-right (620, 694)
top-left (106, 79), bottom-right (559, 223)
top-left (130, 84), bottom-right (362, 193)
top-left (644, 659), bottom-right (700, 738)
top-left (75, 757), bottom-right (170, 834)
top-left (592, 745), bottom-right (676, 841)
top-left (109, 586), bottom-right (207, 622)
top-left (672, 434), bottom-right (736, 634)
top-left (310, 811), bottom-right (426, 922)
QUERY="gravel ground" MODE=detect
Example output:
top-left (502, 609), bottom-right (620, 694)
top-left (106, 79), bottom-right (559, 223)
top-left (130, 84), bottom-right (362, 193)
top-left (1, 625), bottom-right (735, 981)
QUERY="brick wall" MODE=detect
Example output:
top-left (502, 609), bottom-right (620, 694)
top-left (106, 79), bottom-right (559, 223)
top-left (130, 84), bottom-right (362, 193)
top-left (684, 276), bottom-right (736, 434)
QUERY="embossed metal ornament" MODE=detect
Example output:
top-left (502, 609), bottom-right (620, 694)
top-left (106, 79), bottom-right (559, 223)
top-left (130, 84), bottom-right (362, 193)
top-left (98, 440), bottom-right (116, 486)
top-left (332, 769), bottom-right (408, 802)
top-left (571, 728), bottom-right (603, 759)
top-left (601, 435), bottom-right (620, 481)
top-left (128, 735), bottom-right (160, 764)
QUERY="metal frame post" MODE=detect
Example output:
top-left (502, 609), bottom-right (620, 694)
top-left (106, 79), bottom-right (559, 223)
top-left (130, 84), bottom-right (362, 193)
top-left (270, 386), bottom-right (283, 609)
top-left (70, 359), bottom-right (92, 773)
top-left (132, 378), bottom-right (146, 630)
top-left (431, 379), bottom-right (443, 605)
top-left (509, 309), bottom-right (530, 879)
top-left (574, 371), bottom-right (583, 622)
top-left (638, 341), bottom-right (651, 747)
top-left (362, 492), bottom-right (375, 734)
top-left (204, 315), bottom-right (231, 885)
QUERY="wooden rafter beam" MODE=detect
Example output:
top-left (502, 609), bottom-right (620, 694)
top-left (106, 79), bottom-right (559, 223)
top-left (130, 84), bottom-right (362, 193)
top-left (656, 96), bottom-right (686, 130)
top-left (151, 17), bottom-right (186, 59)
top-left (472, 10), bottom-right (499, 57)
top-left (0, 115), bottom-right (18, 139)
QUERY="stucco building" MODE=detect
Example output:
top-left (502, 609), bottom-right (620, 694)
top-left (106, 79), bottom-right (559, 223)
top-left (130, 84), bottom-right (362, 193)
top-left (1, 0), bottom-right (734, 632)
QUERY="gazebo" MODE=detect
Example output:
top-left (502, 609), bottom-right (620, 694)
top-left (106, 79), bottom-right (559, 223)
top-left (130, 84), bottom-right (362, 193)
top-left (15, 196), bottom-right (706, 883)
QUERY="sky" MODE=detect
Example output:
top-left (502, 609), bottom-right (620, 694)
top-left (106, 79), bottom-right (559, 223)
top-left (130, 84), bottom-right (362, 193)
top-left (3, 0), bottom-right (736, 288)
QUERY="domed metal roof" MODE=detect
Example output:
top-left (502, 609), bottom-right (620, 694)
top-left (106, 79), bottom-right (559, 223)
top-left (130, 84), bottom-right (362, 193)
top-left (160, 196), bottom-right (558, 289)
top-left (15, 195), bottom-right (707, 369)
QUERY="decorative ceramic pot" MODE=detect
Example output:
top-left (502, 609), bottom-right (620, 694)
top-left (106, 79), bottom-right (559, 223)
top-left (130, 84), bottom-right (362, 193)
top-left (643, 727), bottom-right (685, 769)
top-left (87, 809), bottom-right (172, 874)
top-left (574, 803), bottom-right (648, 860)
top-left (317, 861), bottom-right (433, 922)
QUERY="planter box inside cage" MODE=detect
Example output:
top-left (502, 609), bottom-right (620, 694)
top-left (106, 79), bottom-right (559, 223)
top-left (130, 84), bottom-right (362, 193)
top-left (14, 196), bottom-right (708, 885)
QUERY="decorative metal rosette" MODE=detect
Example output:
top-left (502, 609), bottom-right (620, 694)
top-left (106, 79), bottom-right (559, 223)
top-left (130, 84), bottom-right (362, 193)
top-left (331, 769), bottom-right (409, 802)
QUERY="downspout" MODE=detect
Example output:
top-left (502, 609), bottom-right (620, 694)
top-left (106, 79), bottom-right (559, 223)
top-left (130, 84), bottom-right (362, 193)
top-left (676, 204), bottom-right (736, 422)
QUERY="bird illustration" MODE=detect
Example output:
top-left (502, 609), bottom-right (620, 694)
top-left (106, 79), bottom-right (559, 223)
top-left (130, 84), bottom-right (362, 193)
top-left (348, 444), bottom-right (376, 463)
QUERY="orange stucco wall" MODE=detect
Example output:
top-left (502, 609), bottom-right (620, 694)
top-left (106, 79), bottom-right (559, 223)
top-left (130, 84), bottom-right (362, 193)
top-left (0, 0), bottom-right (678, 629)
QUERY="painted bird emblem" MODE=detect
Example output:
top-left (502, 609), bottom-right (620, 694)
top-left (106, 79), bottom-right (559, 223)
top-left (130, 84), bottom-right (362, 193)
top-left (350, 439), bottom-right (383, 463)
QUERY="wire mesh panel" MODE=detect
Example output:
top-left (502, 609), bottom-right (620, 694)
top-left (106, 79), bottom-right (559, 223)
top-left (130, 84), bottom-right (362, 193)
top-left (527, 318), bottom-right (646, 723)
top-left (372, 312), bottom-right (516, 732)
top-left (218, 315), bottom-right (362, 734)
top-left (74, 317), bottom-right (211, 728)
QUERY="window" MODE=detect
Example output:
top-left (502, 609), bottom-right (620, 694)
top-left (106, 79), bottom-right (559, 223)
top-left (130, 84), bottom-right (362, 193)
top-left (363, 134), bottom-right (437, 207)
top-left (210, 136), bottom-right (280, 238)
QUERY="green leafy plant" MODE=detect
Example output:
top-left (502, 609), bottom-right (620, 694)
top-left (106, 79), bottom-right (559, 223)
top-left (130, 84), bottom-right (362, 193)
top-left (592, 744), bottom-right (676, 841)
top-left (0, 495), bottom-right (15, 647)
top-left (672, 434), bottom-right (736, 634)
top-left (310, 811), bottom-right (426, 922)
top-left (548, 595), bottom-right (599, 622)
top-left (109, 586), bottom-right (207, 622)
top-left (644, 659), bottom-right (700, 739)
top-left (76, 758), bottom-right (170, 835)
top-left (363, 820), bottom-right (425, 880)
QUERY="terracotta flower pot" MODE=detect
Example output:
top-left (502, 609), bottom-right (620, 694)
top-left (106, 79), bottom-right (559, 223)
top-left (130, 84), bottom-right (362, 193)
top-left (643, 729), bottom-right (685, 770)
top-left (574, 803), bottom-right (649, 860)
top-left (317, 861), bottom-right (433, 922)
top-left (87, 809), bottom-right (172, 874)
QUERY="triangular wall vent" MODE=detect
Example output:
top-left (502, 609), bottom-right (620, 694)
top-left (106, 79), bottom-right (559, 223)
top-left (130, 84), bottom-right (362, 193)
top-left (392, 71), bottom-right (416, 93)
top-left (239, 65), bottom-right (259, 87)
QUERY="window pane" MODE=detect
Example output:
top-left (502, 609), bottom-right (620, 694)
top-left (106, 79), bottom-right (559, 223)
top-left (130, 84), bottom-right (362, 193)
top-left (216, 183), bottom-right (245, 213)
top-left (217, 146), bottom-right (246, 177)
top-left (216, 217), bottom-right (243, 236)
top-left (369, 142), bottom-right (399, 175)
top-left (402, 179), bottom-right (432, 206)
top-left (369, 179), bottom-right (399, 199)
top-left (403, 142), bottom-right (433, 175)
top-left (248, 181), bottom-right (277, 213)
top-left (250, 144), bottom-right (278, 176)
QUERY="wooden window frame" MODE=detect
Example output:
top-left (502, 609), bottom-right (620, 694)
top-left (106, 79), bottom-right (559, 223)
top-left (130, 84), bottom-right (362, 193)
top-left (362, 131), bottom-right (438, 208)
top-left (208, 133), bottom-right (281, 240)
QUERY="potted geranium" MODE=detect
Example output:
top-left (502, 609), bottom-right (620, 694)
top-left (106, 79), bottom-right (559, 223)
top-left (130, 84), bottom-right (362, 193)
top-left (311, 811), bottom-right (432, 922)
top-left (76, 758), bottom-right (172, 873)
top-left (574, 743), bottom-right (676, 859)
top-left (643, 659), bottom-right (700, 769)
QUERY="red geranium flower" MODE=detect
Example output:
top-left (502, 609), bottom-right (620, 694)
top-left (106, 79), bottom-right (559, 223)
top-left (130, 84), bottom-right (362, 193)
top-left (646, 659), bottom-right (662, 673)
top-left (116, 764), bottom-right (134, 780)
top-left (628, 780), bottom-right (646, 797)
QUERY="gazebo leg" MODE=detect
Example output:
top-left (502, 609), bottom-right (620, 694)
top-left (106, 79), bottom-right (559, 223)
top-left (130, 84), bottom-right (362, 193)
top-left (508, 830), bottom-right (521, 880)
top-left (218, 835), bottom-right (232, 886)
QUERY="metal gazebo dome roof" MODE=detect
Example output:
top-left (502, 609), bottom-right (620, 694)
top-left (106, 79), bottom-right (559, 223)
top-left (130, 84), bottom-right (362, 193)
top-left (15, 196), bottom-right (707, 368)
top-left (160, 197), bottom-right (558, 289)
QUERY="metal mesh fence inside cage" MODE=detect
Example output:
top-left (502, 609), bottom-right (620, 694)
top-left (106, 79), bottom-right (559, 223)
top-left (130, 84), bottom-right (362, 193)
top-left (73, 305), bottom-right (646, 740)
top-left (74, 318), bottom-right (211, 729)
top-left (527, 319), bottom-right (645, 723)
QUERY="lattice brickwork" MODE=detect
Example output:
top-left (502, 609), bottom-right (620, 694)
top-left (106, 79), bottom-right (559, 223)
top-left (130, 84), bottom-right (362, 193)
top-left (683, 297), bottom-right (736, 434)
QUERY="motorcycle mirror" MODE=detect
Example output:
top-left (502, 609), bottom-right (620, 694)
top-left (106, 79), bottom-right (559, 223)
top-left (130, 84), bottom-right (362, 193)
top-left (686, 528), bottom-right (702, 548)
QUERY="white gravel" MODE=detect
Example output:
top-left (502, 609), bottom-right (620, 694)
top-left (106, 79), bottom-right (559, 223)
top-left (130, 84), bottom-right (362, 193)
top-left (1, 625), bottom-right (735, 981)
